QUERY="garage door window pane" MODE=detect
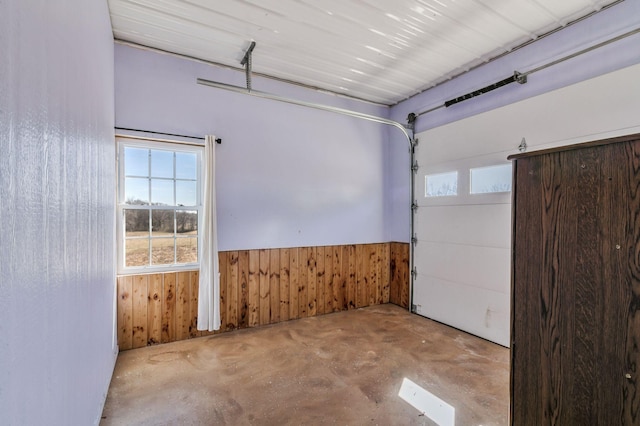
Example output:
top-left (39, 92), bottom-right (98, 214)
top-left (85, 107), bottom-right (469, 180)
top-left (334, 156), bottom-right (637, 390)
top-left (470, 164), bottom-right (512, 194)
top-left (425, 171), bottom-right (458, 197)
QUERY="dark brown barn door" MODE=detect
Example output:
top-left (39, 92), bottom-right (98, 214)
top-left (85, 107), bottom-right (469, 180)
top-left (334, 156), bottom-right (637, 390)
top-left (511, 135), bottom-right (640, 425)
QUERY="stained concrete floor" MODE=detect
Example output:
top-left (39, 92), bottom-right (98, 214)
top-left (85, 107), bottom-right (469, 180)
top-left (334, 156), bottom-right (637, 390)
top-left (101, 304), bottom-right (509, 425)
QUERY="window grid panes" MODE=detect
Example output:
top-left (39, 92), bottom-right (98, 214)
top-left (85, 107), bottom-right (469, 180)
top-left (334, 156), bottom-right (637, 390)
top-left (118, 142), bottom-right (202, 273)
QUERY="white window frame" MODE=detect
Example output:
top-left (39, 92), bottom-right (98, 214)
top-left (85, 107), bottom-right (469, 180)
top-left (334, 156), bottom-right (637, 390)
top-left (116, 137), bottom-right (203, 275)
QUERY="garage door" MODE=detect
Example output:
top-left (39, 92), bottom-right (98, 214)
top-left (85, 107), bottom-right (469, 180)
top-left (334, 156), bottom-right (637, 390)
top-left (411, 62), bottom-right (640, 347)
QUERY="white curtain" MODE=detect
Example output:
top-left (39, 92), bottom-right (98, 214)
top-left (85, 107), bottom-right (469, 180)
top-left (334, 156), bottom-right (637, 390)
top-left (197, 135), bottom-right (220, 331)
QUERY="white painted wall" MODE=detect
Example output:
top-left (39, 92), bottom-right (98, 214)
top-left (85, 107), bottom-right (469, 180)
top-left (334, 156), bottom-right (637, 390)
top-left (413, 63), bottom-right (640, 346)
top-left (0, 1), bottom-right (117, 424)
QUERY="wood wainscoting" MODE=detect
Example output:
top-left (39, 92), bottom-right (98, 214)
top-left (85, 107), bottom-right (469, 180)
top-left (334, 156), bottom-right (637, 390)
top-left (117, 242), bottom-right (409, 351)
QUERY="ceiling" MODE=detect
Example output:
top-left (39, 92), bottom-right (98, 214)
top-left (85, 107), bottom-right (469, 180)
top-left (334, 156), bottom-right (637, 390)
top-left (108, 0), bottom-right (620, 105)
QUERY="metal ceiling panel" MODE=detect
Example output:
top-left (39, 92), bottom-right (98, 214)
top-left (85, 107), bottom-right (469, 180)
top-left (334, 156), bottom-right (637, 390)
top-left (108, 0), bottom-right (620, 105)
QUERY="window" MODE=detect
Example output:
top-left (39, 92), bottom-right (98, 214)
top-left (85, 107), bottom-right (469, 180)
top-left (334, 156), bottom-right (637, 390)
top-left (117, 139), bottom-right (203, 273)
top-left (470, 164), bottom-right (512, 194)
top-left (425, 171), bottom-right (458, 197)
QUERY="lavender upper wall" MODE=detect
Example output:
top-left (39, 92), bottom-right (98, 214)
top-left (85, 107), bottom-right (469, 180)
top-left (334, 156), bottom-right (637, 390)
top-left (386, 0), bottom-right (640, 242)
top-left (115, 43), bottom-right (393, 251)
top-left (0, 1), bottom-right (116, 424)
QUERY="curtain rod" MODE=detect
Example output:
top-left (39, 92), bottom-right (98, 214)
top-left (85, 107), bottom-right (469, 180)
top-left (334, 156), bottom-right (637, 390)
top-left (115, 127), bottom-right (222, 145)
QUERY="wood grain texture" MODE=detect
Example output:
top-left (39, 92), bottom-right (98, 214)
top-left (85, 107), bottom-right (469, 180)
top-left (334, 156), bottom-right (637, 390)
top-left (618, 142), bottom-right (640, 424)
top-left (218, 252), bottom-right (227, 331)
top-left (116, 242), bottom-right (410, 351)
top-left (269, 249), bottom-right (280, 324)
top-left (511, 155), bottom-right (542, 424)
top-left (340, 245), bottom-right (350, 310)
top-left (226, 251), bottom-right (239, 331)
top-left (325, 247), bottom-right (334, 313)
top-left (289, 248), bottom-right (300, 320)
top-left (117, 276), bottom-right (133, 350)
top-left (132, 275), bottom-right (148, 349)
top-left (356, 244), bottom-right (366, 308)
top-left (347, 245), bottom-right (357, 309)
top-left (189, 271), bottom-right (201, 338)
top-left (162, 272), bottom-right (176, 343)
top-left (248, 250), bottom-right (260, 327)
top-left (298, 247), bottom-right (309, 318)
top-left (511, 135), bottom-right (640, 425)
top-left (381, 244), bottom-right (390, 304)
top-left (390, 242), bottom-right (410, 309)
top-left (368, 245), bottom-right (378, 307)
top-left (570, 148), bottom-right (599, 424)
top-left (332, 246), bottom-right (343, 312)
top-left (539, 151), bottom-right (571, 425)
top-left (238, 251), bottom-right (249, 329)
top-left (307, 248), bottom-right (317, 317)
top-left (259, 249), bottom-right (270, 326)
top-left (316, 247), bottom-right (325, 315)
top-left (176, 272), bottom-right (190, 341)
top-left (147, 274), bottom-right (162, 344)
top-left (279, 248), bottom-right (290, 322)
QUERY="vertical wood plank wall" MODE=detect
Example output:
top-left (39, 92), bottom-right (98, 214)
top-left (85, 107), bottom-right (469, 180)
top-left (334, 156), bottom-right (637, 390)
top-left (117, 242), bottom-right (410, 351)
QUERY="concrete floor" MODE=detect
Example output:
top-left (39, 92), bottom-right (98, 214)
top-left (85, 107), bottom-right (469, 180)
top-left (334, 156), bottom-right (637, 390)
top-left (101, 304), bottom-right (509, 425)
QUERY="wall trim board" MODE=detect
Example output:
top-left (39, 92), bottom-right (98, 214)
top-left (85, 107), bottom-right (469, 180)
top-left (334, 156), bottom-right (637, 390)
top-left (116, 242), bottom-right (410, 351)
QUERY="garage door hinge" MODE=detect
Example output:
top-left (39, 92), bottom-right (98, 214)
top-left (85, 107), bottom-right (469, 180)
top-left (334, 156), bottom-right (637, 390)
top-left (409, 138), bottom-right (419, 153)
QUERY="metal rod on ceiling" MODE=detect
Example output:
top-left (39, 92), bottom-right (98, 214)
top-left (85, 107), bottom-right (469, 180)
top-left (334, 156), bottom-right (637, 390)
top-left (197, 78), bottom-right (413, 142)
top-left (415, 26), bottom-right (640, 117)
top-left (521, 26), bottom-right (640, 77)
top-left (116, 39), bottom-right (387, 107)
top-left (444, 71), bottom-right (527, 108)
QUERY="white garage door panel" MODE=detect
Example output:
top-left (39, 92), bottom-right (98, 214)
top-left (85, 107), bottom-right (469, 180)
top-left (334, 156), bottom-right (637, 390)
top-left (415, 242), bottom-right (510, 294)
top-left (412, 275), bottom-right (511, 347)
top-left (412, 63), bottom-right (640, 347)
top-left (416, 204), bottom-right (512, 248)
